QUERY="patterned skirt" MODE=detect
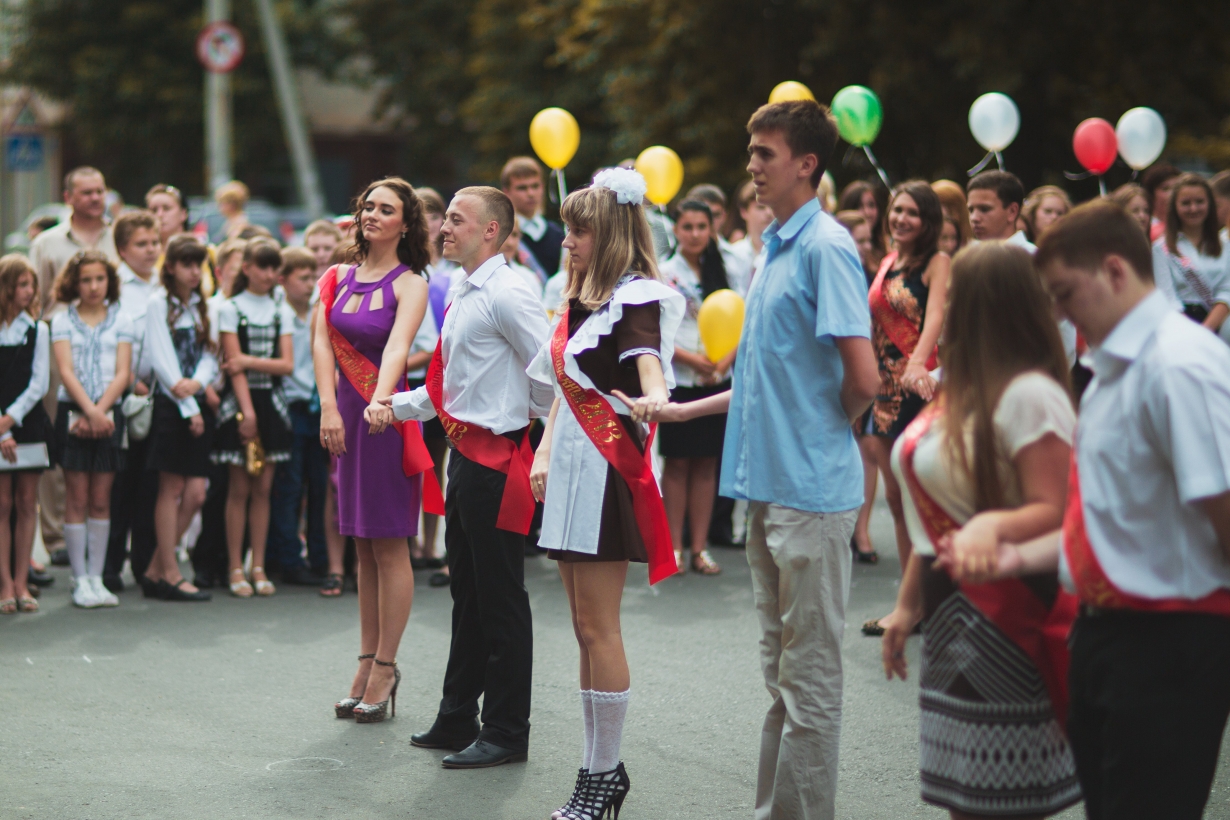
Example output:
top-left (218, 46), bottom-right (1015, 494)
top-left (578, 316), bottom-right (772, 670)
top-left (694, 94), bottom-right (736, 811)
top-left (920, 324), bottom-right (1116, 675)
top-left (918, 558), bottom-right (1082, 816)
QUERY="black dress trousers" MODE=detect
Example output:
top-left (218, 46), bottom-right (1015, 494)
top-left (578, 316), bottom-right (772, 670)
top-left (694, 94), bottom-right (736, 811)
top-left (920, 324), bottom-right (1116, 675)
top-left (435, 448), bottom-right (533, 752)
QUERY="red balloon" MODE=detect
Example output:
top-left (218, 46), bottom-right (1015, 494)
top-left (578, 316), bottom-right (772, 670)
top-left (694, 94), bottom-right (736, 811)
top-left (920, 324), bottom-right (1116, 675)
top-left (1073, 118), bottom-right (1118, 176)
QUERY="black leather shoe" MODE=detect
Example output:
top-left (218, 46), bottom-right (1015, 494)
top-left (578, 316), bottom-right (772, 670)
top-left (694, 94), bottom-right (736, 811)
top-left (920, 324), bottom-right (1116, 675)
top-left (162, 579), bottom-right (211, 602)
top-left (281, 566), bottom-right (325, 586)
top-left (27, 567), bottom-right (54, 587)
top-left (102, 574), bottom-right (124, 594)
top-left (49, 548), bottom-right (70, 567)
top-left (441, 740), bottom-right (527, 769)
top-left (410, 720), bottom-right (480, 751)
top-left (194, 570), bottom-right (217, 590)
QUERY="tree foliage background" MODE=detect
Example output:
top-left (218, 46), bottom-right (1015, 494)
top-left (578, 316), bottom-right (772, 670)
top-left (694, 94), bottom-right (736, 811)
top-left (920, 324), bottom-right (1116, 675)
top-left (6, 0), bottom-right (1230, 205)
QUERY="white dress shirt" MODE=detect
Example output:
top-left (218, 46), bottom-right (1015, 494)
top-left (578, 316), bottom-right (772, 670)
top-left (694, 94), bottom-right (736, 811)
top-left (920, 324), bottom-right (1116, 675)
top-left (719, 235), bottom-right (753, 297)
top-left (658, 253), bottom-right (706, 387)
top-left (1151, 234), bottom-right (1230, 311)
top-left (117, 262), bottom-right (161, 382)
top-left (144, 291), bottom-right (219, 418)
top-left (0, 313), bottom-right (49, 439)
top-left (1059, 290), bottom-right (1230, 601)
top-left (50, 303), bottom-right (136, 403)
top-left (284, 305), bottom-right (316, 403)
top-left (520, 213), bottom-right (547, 242)
top-left (391, 254), bottom-right (553, 433)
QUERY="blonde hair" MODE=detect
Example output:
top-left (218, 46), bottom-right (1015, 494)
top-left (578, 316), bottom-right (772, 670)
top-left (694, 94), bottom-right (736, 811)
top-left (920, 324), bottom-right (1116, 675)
top-left (1022, 185), bottom-right (1073, 242)
top-left (215, 180), bottom-right (250, 210)
top-left (931, 180), bottom-right (974, 249)
top-left (559, 185), bottom-right (661, 310)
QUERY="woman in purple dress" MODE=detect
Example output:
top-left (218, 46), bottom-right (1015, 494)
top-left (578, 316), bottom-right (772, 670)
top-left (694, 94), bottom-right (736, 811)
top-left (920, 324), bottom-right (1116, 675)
top-left (314, 177), bottom-right (431, 723)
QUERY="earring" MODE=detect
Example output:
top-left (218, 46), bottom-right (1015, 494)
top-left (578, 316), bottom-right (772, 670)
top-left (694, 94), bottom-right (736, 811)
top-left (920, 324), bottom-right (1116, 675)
top-left (401, 231), bottom-right (407, 238)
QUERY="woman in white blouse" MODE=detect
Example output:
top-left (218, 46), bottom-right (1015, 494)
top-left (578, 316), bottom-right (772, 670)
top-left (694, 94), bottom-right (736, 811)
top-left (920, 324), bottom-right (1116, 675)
top-left (881, 243), bottom-right (1081, 817)
top-left (143, 235), bottom-right (218, 602)
top-left (1152, 173), bottom-right (1230, 332)
top-left (50, 251), bottom-right (133, 608)
top-left (0, 254), bottom-right (52, 614)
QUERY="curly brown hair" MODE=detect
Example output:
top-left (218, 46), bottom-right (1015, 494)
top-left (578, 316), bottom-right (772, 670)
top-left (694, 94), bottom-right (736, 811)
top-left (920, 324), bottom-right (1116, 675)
top-left (350, 177), bottom-right (431, 273)
top-left (54, 250), bottom-right (119, 304)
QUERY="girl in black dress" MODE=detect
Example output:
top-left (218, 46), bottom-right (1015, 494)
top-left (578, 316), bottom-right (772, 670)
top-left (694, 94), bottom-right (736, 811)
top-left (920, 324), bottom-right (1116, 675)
top-left (0, 254), bottom-right (52, 614)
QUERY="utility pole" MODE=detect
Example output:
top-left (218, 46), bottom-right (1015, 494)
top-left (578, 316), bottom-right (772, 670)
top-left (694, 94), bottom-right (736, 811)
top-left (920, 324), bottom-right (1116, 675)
top-left (204, 0), bottom-right (233, 194)
top-left (253, 0), bottom-right (325, 218)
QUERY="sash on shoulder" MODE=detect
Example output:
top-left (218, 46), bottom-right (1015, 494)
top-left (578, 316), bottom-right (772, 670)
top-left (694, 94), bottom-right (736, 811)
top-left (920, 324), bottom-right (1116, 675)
top-left (550, 309), bottom-right (676, 585)
top-left (1062, 453), bottom-right (1230, 615)
top-left (319, 265), bottom-right (444, 516)
top-left (898, 403), bottom-right (1077, 726)
top-left (869, 251), bottom-right (938, 369)
top-left (425, 337), bottom-right (536, 535)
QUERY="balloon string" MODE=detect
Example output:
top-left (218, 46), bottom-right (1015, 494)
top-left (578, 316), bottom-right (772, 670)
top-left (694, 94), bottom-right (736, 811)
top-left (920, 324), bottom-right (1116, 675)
top-left (841, 145), bottom-right (857, 167)
top-left (557, 169), bottom-right (568, 203)
top-left (862, 146), bottom-right (891, 189)
top-left (1063, 170), bottom-right (1093, 181)
top-left (1099, 177), bottom-right (1107, 198)
top-left (966, 151), bottom-right (995, 176)
top-left (995, 151), bottom-right (1005, 171)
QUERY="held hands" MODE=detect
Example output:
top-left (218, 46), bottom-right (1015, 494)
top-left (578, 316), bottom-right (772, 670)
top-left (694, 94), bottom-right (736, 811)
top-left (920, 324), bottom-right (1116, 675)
top-left (610, 389), bottom-right (689, 423)
top-left (934, 512), bottom-right (1023, 584)
top-left (881, 605), bottom-right (923, 681)
top-left (188, 413), bottom-right (205, 438)
top-left (0, 437), bottom-right (16, 464)
top-left (364, 400), bottom-right (393, 435)
top-left (320, 406), bottom-right (346, 456)
top-left (902, 361), bottom-right (937, 402)
top-left (530, 446), bottom-right (549, 502)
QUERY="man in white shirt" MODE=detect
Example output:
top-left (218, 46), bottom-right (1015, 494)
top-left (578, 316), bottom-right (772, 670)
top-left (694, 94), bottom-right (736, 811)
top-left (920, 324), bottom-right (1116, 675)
top-left (102, 211), bottom-right (163, 593)
top-left (386, 186), bottom-right (552, 768)
top-left (1036, 201), bottom-right (1230, 820)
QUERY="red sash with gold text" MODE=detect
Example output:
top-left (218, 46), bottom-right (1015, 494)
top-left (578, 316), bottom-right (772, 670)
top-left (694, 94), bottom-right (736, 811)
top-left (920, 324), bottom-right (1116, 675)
top-left (1062, 454), bottom-right (1230, 615)
top-left (425, 337), bottom-right (536, 535)
top-left (319, 265), bottom-right (444, 515)
top-left (869, 252), bottom-right (938, 370)
top-left (898, 403), bottom-right (1077, 725)
top-left (550, 309), bottom-right (676, 585)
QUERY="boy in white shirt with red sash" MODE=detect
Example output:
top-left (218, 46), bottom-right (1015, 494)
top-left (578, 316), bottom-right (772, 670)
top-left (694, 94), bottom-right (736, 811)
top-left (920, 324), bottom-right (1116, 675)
top-left (1033, 202), bottom-right (1230, 819)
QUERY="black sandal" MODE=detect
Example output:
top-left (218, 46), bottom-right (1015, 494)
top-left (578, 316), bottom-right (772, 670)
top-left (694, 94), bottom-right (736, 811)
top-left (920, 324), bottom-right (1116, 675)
top-left (320, 573), bottom-right (343, 597)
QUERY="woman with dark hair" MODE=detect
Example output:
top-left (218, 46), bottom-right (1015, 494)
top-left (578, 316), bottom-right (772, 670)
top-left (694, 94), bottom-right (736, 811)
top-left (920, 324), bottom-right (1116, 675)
top-left (143, 235), bottom-right (217, 601)
top-left (1152, 173), bottom-right (1230, 334)
top-left (862, 180), bottom-right (951, 636)
top-left (881, 242), bottom-right (1081, 818)
top-left (0, 254), bottom-right (51, 614)
top-left (1141, 162), bottom-right (1182, 241)
top-left (840, 179), bottom-right (887, 270)
top-left (50, 251), bottom-right (132, 608)
top-left (930, 180), bottom-right (973, 254)
top-left (657, 200), bottom-right (731, 575)
top-left (315, 177), bottom-right (434, 723)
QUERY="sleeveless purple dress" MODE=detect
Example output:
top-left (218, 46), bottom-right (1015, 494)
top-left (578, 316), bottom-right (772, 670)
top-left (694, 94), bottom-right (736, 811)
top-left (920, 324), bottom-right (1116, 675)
top-left (331, 264), bottom-right (421, 538)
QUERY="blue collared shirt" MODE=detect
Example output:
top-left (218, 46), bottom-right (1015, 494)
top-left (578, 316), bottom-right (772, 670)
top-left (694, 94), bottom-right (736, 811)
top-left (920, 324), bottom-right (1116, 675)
top-left (719, 198), bottom-right (871, 513)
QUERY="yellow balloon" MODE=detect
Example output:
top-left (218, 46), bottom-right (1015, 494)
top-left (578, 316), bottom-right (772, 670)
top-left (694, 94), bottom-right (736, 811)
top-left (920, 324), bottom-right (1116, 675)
top-left (635, 145), bottom-right (684, 206)
top-left (768, 81), bottom-right (815, 103)
top-left (529, 108), bottom-right (580, 170)
top-left (698, 289), bottom-right (746, 363)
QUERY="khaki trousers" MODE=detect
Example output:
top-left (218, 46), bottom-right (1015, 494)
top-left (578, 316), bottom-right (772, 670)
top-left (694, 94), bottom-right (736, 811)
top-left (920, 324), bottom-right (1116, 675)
top-left (746, 502), bottom-right (856, 820)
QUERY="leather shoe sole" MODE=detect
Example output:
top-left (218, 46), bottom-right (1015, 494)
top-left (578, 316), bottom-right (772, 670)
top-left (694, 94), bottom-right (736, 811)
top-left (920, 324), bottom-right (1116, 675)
top-left (441, 741), bottom-right (528, 769)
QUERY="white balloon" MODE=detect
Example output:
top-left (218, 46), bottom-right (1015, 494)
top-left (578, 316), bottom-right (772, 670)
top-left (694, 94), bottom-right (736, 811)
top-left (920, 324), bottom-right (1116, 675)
top-left (1116, 107), bottom-right (1166, 171)
top-left (968, 92), bottom-right (1020, 153)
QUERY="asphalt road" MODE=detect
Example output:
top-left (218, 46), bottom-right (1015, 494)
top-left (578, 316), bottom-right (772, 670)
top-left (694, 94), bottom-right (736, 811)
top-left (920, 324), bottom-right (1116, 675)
top-left (4, 499), bottom-right (1230, 820)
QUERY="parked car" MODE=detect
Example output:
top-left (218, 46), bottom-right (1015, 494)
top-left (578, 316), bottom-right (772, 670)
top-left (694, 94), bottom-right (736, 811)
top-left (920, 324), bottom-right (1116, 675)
top-left (4, 203), bottom-right (71, 254)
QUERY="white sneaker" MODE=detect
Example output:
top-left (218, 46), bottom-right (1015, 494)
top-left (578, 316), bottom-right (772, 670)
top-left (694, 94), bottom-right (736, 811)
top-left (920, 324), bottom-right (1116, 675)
top-left (89, 576), bottom-right (119, 607)
top-left (72, 576), bottom-right (101, 608)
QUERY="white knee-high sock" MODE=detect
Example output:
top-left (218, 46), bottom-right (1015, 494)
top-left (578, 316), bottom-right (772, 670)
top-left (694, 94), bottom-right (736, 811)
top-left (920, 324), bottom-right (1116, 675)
top-left (65, 522), bottom-right (87, 578)
top-left (581, 690), bottom-right (595, 770)
top-left (86, 518), bottom-right (110, 577)
top-left (588, 689), bottom-right (630, 774)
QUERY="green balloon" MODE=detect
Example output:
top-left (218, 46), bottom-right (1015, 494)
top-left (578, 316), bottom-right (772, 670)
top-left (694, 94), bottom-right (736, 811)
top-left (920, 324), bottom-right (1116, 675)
top-left (831, 85), bottom-right (883, 147)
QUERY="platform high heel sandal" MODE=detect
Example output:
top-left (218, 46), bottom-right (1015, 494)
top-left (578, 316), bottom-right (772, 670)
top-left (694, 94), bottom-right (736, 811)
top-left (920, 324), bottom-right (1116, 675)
top-left (335, 654), bottom-right (375, 718)
top-left (561, 762), bottom-right (630, 820)
top-left (353, 659), bottom-right (400, 723)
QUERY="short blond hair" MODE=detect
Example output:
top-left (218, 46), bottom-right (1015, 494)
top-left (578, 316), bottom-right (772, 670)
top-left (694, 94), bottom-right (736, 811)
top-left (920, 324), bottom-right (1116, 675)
top-left (500, 157), bottom-right (544, 189)
top-left (215, 180), bottom-right (250, 210)
top-left (303, 219), bottom-right (343, 243)
top-left (279, 247), bottom-right (317, 277)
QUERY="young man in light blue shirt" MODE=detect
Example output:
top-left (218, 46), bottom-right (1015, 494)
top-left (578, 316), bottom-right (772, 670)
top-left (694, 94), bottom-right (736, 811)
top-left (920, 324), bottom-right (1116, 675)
top-left (618, 100), bottom-right (877, 820)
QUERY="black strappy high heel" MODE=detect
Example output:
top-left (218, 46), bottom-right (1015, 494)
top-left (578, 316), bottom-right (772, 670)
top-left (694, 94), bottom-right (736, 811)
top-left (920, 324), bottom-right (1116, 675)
top-left (335, 654), bottom-right (374, 718)
top-left (560, 762), bottom-right (630, 820)
top-left (551, 768), bottom-right (588, 819)
top-left (354, 658), bottom-right (400, 723)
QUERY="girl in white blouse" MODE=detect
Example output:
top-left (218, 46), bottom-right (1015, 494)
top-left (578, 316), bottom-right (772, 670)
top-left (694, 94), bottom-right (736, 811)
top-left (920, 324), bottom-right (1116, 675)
top-left (143, 235), bottom-right (218, 602)
top-left (881, 243), bottom-right (1081, 817)
top-left (50, 251), bottom-right (133, 608)
top-left (1152, 173), bottom-right (1230, 333)
top-left (0, 254), bottom-right (52, 614)
top-left (213, 239), bottom-right (294, 598)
